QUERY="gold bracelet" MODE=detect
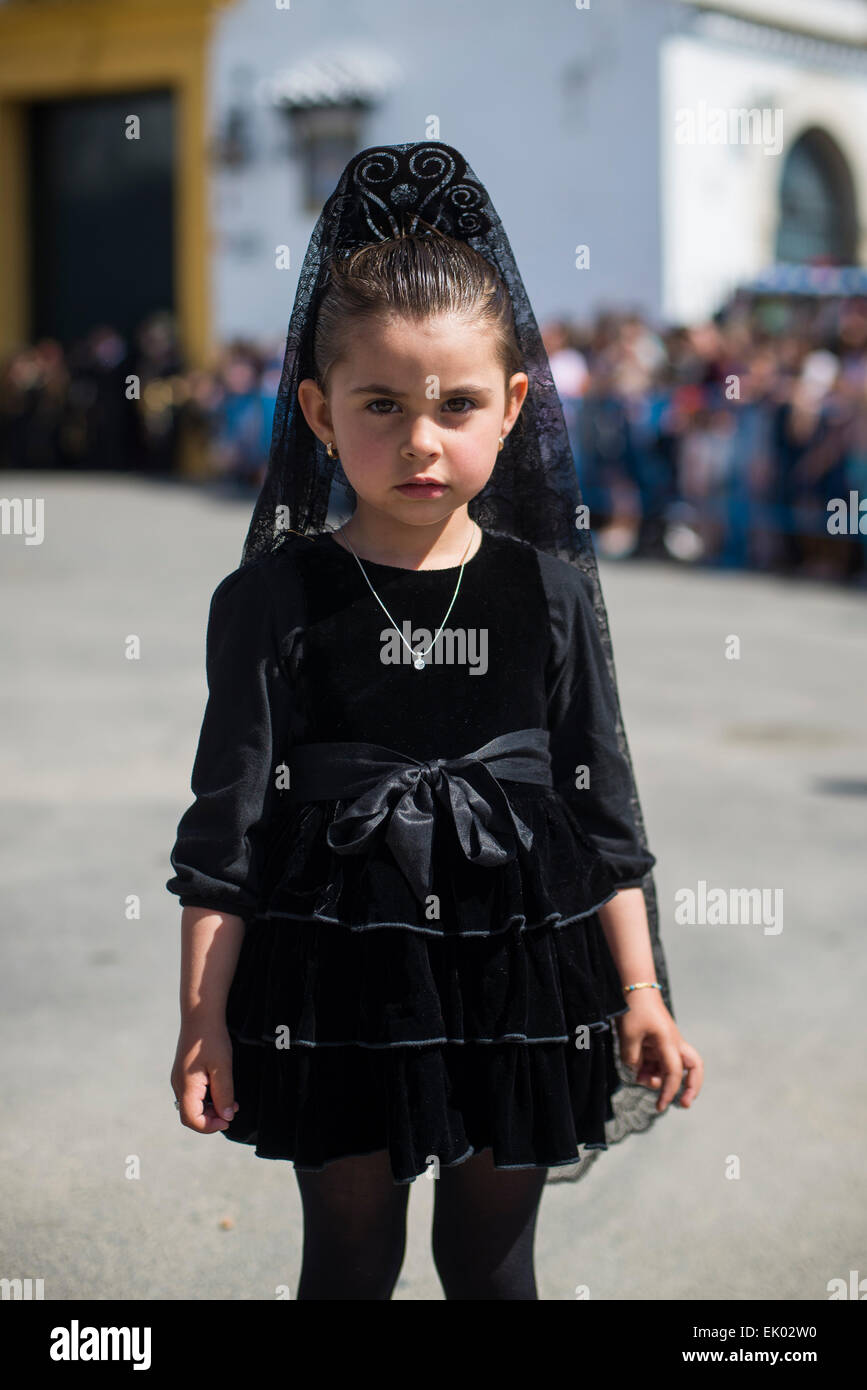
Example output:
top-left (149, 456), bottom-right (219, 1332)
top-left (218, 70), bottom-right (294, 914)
top-left (623, 981), bottom-right (661, 995)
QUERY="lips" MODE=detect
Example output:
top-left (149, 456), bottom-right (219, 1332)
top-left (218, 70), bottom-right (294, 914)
top-left (395, 480), bottom-right (448, 495)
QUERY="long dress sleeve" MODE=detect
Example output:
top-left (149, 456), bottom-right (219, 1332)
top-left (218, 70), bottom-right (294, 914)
top-left (166, 560), bottom-right (292, 921)
top-left (540, 555), bottom-right (656, 889)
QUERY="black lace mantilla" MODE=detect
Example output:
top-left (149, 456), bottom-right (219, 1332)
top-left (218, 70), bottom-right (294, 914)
top-left (240, 141), bottom-right (677, 1184)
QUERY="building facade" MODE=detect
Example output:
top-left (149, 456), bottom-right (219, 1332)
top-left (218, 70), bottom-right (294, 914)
top-left (0, 0), bottom-right (864, 363)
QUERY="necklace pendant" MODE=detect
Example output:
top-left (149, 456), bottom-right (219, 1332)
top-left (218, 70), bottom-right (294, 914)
top-left (413, 654), bottom-right (426, 670)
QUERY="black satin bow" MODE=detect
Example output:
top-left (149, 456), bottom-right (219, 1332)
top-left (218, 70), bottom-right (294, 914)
top-left (286, 728), bottom-right (553, 904)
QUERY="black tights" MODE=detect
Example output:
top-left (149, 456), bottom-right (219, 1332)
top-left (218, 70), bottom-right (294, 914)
top-left (294, 1146), bottom-right (548, 1300)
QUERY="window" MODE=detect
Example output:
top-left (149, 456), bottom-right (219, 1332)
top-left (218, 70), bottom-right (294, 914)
top-left (290, 105), bottom-right (366, 212)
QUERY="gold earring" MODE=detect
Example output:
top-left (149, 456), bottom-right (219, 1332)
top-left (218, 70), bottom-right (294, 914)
top-left (497, 437), bottom-right (505, 452)
top-left (326, 441), bottom-right (338, 459)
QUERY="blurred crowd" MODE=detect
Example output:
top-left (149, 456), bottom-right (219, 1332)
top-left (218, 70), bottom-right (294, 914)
top-left (2, 294), bottom-right (867, 584)
top-left (543, 294), bottom-right (867, 583)
top-left (0, 311), bottom-right (283, 487)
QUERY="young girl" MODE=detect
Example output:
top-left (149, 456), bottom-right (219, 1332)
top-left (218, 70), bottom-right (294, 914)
top-left (167, 141), bottom-right (703, 1301)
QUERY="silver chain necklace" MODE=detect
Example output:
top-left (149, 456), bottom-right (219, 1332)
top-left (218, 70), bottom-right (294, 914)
top-left (334, 520), bottom-right (478, 669)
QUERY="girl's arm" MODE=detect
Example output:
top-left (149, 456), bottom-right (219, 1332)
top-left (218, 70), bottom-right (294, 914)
top-left (596, 885), bottom-right (657, 987)
top-left (539, 555), bottom-right (704, 1113)
top-left (179, 905), bottom-right (246, 1023)
top-left (172, 905), bottom-right (246, 1132)
top-left (601, 886), bottom-right (699, 1113)
top-left (168, 559), bottom-right (297, 1132)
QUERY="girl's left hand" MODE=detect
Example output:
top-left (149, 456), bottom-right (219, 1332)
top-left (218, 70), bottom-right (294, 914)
top-left (615, 992), bottom-right (703, 1112)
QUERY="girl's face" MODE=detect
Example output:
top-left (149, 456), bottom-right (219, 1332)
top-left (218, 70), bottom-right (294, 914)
top-left (298, 314), bottom-right (528, 530)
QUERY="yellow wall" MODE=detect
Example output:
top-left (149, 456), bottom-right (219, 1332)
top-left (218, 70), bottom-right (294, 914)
top-left (0, 0), bottom-right (231, 367)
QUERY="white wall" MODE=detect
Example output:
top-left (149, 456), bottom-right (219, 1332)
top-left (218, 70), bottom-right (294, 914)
top-left (206, 0), bottom-right (672, 343)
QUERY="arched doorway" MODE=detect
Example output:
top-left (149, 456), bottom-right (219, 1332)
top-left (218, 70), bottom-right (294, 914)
top-left (775, 126), bottom-right (858, 264)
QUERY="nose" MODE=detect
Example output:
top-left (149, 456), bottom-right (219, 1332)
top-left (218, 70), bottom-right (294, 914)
top-left (402, 414), bottom-right (442, 459)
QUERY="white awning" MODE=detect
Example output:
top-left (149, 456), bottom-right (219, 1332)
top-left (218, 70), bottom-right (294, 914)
top-left (264, 47), bottom-right (401, 109)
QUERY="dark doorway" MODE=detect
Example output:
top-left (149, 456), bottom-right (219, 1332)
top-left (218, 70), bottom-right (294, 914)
top-left (28, 88), bottom-right (175, 347)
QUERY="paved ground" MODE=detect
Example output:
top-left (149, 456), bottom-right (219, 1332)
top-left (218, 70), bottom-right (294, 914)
top-left (1, 472), bottom-right (864, 1301)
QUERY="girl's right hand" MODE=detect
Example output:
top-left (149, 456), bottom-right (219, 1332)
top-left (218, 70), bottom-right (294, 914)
top-left (171, 1021), bottom-right (240, 1134)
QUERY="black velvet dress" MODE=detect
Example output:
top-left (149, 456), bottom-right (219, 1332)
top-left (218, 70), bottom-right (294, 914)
top-left (166, 526), bottom-right (655, 1183)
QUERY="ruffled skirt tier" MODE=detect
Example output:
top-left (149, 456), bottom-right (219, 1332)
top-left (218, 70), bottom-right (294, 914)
top-left (223, 785), bottom-right (631, 1182)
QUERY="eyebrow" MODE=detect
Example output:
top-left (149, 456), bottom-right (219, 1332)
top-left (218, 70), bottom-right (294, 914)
top-left (348, 383), bottom-right (493, 396)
